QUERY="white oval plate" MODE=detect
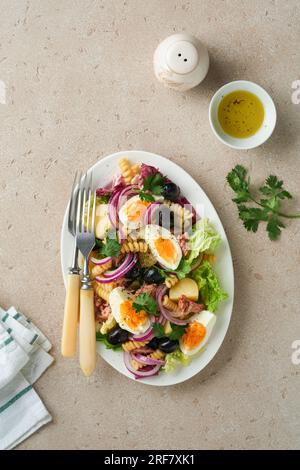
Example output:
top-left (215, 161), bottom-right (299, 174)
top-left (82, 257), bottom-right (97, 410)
top-left (61, 150), bottom-right (234, 386)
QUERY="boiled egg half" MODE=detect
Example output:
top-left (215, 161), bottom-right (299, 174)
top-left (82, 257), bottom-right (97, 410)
top-left (145, 224), bottom-right (182, 270)
top-left (119, 195), bottom-right (151, 230)
top-left (109, 287), bottom-right (151, 335)
top-left (179, 310), bottom-right (216, 356)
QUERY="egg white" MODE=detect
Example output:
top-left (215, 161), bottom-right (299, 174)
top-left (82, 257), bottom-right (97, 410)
top-left (118, 195), bottom-right (150, 230)
top-left (144, 224), bottom-right (182, 270)
top-left (179, 310), bottom-right (216, 356)
top-left (109, 287), bottom-right (151, 335)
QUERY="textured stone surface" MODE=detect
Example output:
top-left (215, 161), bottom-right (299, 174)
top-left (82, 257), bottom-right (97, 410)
top-left (0, 0), bottom-right (300, 450)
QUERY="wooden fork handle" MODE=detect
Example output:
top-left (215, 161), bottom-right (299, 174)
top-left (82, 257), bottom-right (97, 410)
top-left (61, 273), bottom-right (80, 357)
top-left (79, 288), bottom-right (96, 376)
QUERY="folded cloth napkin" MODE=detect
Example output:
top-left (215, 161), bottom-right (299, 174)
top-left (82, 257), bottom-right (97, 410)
top-left (0, 306), bottom-right (54, 450)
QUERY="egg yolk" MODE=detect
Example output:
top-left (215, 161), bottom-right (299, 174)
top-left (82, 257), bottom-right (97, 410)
top-left (154, 238), bottom-right (176, 263)
top-left (120, 300), bottom-right (147, 330)
top-left (125, 200), bottom-right (150, 222)
top-left (181, 322), bottom-right (206, 350)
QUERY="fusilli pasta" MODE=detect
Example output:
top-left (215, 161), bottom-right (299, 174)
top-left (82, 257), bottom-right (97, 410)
top-left (131, 349), bottom-right (165, 370)
top-left (131, 359), bottom-right (144, 370)
top-left (131, 163), bottom-right (140, 176)
top-left (122, 340), bottom-right (148, 352)
top-left (118, 158), bottom-right (140, 184)
top-left (162, 295), bottom-right (178, 312)
top-left (99, 313), bottom-right (117, 334)
top-left (149, 349), bottom-right (165, 361)
top-left (90, 260), bottom-right (112, 279)
top-left (98, 281), bottom-right (117, 292)
top-left (165, 274), bottom-right (179, 288)
top-left (93, 283), bottom-right (110, 302)
top-left (121, 238), bottom-right (148, 254)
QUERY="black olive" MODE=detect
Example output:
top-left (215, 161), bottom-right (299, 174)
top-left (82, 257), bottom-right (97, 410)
top-left (144, 267), bottom-right (164, 284)
top-left (147, 337), bottom-right (160, 350)
top-left (124, 263), bottom-right (142, 280)
top-left (151, 205), bottom-right (174, 230)
top-left (162, 182), bottom-right (180, 201)
top-left (158, 338), bottom-right (179, 353)
top-left (107, 327), bottom-right (130, 345)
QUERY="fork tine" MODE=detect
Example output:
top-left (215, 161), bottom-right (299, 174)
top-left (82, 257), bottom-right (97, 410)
top-left (80, 174), bottom-right (87, 233)
top-left (73, 171), bottom-right (82, 231)
top-left (68, 171), bottom-right (78, 232)
top-left (91, 189), bottom-right (96, 235)
top-left (86, 172), bottom-right (92, 233)
top-left (76, 173), bottom-right (83, 234)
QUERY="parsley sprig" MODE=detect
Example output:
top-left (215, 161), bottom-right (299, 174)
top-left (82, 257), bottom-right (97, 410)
top-left (152, 322), bottom-right (186, 340)
top-left (171, 259), bottom-right (192, 280)
top-left (132, 293), bottom-right (159, 316)
top-left (139, 173), bottom-right (166, 202)
top-left (227, 165), bottom-right (300, 240)
top-left (95, 234), bottom-right (121, 257)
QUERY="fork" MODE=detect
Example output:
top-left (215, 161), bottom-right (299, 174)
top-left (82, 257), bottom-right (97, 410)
top-left (61, 171), bottom-right (81, 358)
top-left (76, 173), bottom-right (97, 376)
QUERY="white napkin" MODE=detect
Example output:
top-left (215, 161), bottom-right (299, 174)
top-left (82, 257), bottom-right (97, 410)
top-left (0, 306), bottom-right (54, 450)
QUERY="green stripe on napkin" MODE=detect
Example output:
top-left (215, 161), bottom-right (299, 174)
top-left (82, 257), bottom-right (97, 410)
top-left (0, 336), bottom-right (14, 351)
top-left (0, 385), bottom-right (32, 414)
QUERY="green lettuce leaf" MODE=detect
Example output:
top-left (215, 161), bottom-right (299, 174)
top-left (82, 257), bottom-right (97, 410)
top-left (162, 350), bottom-right (190, 373)
top-left (187, 218), bottom-right (221, 263)
top-left (191, 261), bottom-right (228, 312)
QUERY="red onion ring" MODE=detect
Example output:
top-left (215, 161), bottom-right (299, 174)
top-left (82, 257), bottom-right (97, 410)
top-left (143, 201), bottom-right (162, 225)
top-left (95, 253), bottom-right (137, 283)
top-left (131, 352), bottom-right (165, 366)
top-left (123, 352), bottom-right (161, 379)
top-left (152, 311), bottom-right (166, 326)
top-left (158, 312), bottom-right (167, 326)
top-left (90, 256), bottom-right (112, 265)
top-left (117, 185), bottom-right (139, 208)
top-left (108, 184), bottom-right (139, 230)
top-left (156, 285), bottom-right (188, 326)
top-left (94, 275), bottom-right (120, 284)
top-left (108, 190), bottom-right (120, 228)
top-left (103, 253), bottom-right (137, 279)
top-left (132, 326), bottom-right (154, 342)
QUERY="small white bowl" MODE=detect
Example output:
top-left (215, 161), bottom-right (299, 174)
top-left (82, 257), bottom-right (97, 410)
top-left (209, 80), bottom-right (277, 150)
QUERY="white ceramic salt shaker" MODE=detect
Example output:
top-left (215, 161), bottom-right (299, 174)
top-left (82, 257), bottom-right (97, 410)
top-left (153, 33), bottom-right (209, 91)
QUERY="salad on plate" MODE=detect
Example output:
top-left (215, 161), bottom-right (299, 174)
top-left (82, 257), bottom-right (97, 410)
top-left (88, 157), bottom-right (228, 379)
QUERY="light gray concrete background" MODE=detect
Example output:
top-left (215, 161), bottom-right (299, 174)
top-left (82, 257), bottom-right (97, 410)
top-left (0, 0), bottom-right (300, 450)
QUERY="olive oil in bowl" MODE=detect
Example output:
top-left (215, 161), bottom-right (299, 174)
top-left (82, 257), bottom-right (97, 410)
top-left (218, 90), bottom-right (264, 138)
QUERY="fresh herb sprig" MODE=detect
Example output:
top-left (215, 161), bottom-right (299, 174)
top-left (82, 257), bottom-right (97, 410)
top-left (132, 293), bottom-right (159, 316)
top-left (95, 236), bottom-right (121, 257)
top-left (96, 332), bottom-right (122, 351)
top-left (226, 165), bottom-right (300, 240)
top-left (168, 324), bottom-right (187, 341)
top-left (171, 259), bottom-right (192, 279)
top-left (152, 322), bottom-right (186, 340)
top-left (151, 323), bottom-right (165, 337)
top-left (139, 173), bottom-right (166, 202)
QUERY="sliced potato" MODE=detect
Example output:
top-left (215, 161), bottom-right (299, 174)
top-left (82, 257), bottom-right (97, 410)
top-left (95, 204), bottom-right (112, 239)
top-left (169, 277), bottom-right (199, 302)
